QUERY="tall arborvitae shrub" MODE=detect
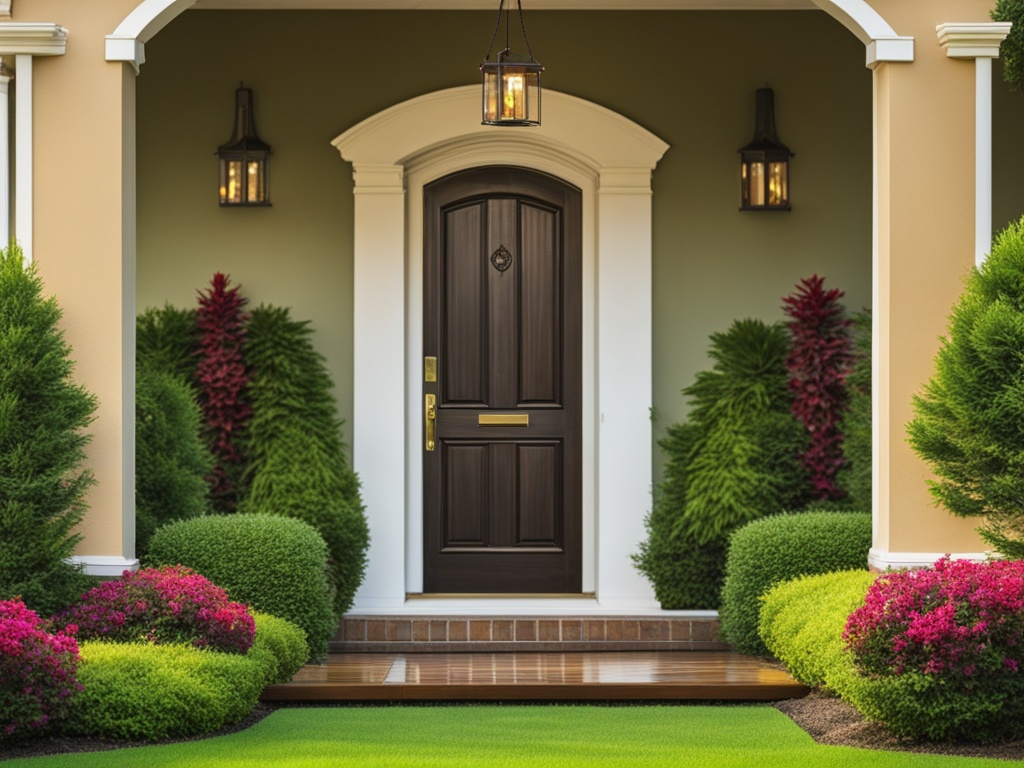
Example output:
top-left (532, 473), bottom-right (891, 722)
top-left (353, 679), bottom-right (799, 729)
top-left (634, 319), bottom-right (808, 609)
top-left (836, 309), bottom-right (871, 510)
top-left (0, 244), bottom-right (97, 615)
top-left (782, 275), bottom-right (853, 502)
top-left (993, 1), bottom-right (1024, 92)
top-left (240, 306), bottom-right (368, 616)
top-left (135, 365), bottom-right (213, 559)
top-left (908, 216), bottom-right (1024, 558)
top-left (136, 304), bottom-right (199, 384)
top-left (195, 273), bottom-right (251, 513)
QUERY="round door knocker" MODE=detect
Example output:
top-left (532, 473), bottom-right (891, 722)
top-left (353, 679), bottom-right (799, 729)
top-left (491, 245), bottom-right (513, 273)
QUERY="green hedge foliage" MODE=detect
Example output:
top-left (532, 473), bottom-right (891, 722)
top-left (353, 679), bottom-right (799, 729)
top-left (835, 310), bottom-right (871, 510)
top-left (147, 513), bottom-right (335, 661)
top-left (634, 320), bottom-right (808, 609)
top-left (719, 511), bottom-right (872, 655)
top-left (136, 304), bottom-right (199, 384)
top-left (64, 641), bottom-right (265, 740)
top-left (241, 305), bottom-right (368, 616)
top-left (0, 244), bottom-right (98, 616)
top-left (758, 569), bottom-right (875, 690)
top-left (135, 366), bottom-right (212, 558)
top-left (249, 611), bottom-right (308, 685)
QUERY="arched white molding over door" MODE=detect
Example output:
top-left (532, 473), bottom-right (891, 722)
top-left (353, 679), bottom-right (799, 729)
top-left (106, 0), bottom-right (913, 73)
top-left (332, 86), bottom-right (669, 612)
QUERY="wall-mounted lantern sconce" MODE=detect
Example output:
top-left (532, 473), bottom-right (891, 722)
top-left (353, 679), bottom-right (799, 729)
top-left (217, 84), bottom-right (271, 206)
top-left (480, 0), bottom-right (543, 126)
top-left (738, 88), bottom-right (793, 211)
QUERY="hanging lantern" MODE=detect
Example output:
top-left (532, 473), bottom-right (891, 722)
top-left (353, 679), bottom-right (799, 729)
top-left (738, 88), bottom-right (793, 211)
top-left (217, 84), bottom-right (271, 206)
top-left (480, 0), bottom-right (543, 126)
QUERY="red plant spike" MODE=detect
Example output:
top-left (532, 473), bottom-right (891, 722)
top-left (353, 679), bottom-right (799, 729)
top-left (782, 275), bottom-right (853, 501)
top-left (195, 272), bottom-right (251, 512)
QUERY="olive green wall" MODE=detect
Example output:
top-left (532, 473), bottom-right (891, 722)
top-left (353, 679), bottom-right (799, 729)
top-left (993, 59), bottom-right (1024, 236)
top-left (136, 10), bottom-right (873, 474)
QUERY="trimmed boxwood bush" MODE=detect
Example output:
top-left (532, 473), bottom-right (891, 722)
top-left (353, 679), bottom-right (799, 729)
top-left (249, 611), bottom-right (308, 685)
top-left (719, 511), bottom-right (872, 656)
top-left (63, 641), bottom-right (265, 740)
top-left (759, 569), bottom-right (875, 690)
top-left (147, 513), bottom-right (335, 661)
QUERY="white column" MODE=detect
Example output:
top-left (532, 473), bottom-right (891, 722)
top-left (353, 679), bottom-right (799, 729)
top-left (349, 164), bottom-right (408, 611)
top-left (0, 67), bottom-right (10, 245)
top-left (936, 23), bottom-right (1012, 267)
top-left (13, 52), bottom-right (29, 260)
top-left (595, 170), bottom-right (659, 610)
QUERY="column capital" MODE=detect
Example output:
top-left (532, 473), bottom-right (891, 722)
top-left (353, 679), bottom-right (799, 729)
top-left (937, 22), bottom-right (1012, 59)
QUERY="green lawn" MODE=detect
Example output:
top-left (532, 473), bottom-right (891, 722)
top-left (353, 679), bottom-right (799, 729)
top-left (5, 706), bottom-right (1018, 768)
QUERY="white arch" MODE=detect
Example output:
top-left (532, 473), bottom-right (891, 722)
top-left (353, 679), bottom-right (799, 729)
top-left (106, 0), bottom-right (913, 72)
top-left (331, 85), bottom-right (670, 610)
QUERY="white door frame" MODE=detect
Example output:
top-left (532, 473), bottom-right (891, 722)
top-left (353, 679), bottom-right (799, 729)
top-left (333, 86), bottom-right (669, 613)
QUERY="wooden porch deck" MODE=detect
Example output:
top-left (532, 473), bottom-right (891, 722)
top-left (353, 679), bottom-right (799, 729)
top-left (261, 651), bottom-right (809, 702)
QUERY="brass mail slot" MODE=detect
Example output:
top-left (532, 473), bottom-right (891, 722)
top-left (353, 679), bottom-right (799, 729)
top-left (478, 414), bottom-right (529, 427)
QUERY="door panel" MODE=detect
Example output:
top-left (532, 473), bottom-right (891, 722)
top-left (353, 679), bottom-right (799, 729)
top-left (423, 166), bottom-right (582, 593)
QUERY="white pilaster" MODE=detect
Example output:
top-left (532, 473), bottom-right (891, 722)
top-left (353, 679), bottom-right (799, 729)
top-left (13, 52), bottom-right (29, 260)
top-left (350, 163), bottom-right (408, 610)
top-left (937, 22), bottom-right (1012, 266)
top-left (0, 69), bottom-right (10, 245)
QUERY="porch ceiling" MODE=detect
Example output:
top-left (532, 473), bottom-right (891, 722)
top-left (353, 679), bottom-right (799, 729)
top-left (192, 1), bottom-right (815, 9)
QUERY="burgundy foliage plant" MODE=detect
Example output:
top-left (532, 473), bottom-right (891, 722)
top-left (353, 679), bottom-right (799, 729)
top-left (782, 275), bottom-right (853, 501)
top-left (196, 272), bottom-right (251, 512)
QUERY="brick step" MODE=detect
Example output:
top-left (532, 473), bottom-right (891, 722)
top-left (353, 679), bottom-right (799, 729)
top-left (332, 615), bottom-right (726, 653)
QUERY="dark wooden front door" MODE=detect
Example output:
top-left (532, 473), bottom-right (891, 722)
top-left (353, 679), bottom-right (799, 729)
top-left (423, 166), bottom-right (582, 593)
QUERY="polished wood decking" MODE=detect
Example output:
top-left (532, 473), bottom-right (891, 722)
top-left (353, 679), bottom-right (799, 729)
top-left (261, 651), bottom-right (809, 702)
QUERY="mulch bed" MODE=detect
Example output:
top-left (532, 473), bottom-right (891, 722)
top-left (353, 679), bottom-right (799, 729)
top-left (3, 695), bottom-right (1024, 762)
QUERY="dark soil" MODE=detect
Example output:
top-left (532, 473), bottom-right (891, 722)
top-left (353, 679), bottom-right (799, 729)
top-left (3, 695), bottom-right (1024, 762)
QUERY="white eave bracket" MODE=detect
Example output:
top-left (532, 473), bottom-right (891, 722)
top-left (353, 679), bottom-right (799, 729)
top-left (866, 37), bottom-right (914, 69)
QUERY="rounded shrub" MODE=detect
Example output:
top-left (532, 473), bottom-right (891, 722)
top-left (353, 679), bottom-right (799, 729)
top-left (0, 599), bottom-right (81, 740)
top-left (759, 569), bottom-right (876, 689)
top-left (719, 511), bottom-right (872, 655)
top-left (64, 641), bottom-right (264, 740)
top-left (147, 514), bottom-right (335, 660)
top-left (53, 566), bottom-right (254, 654)
top-left (248, 612), bottom-right (308, 685)
top-left (842, 557), bottom-right (1024, 743)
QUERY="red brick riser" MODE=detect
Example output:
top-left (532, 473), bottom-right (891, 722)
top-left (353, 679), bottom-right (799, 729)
top-left (332, 616), bottom-right (726, 653)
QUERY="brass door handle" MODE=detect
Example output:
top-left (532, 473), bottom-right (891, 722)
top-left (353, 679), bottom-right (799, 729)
top-left (425, 393), bottom-right (437, 451)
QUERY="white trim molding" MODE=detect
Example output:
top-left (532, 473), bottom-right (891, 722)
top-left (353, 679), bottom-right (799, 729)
top-left (332, 86), bottom-right (668, 614)
top-left (109, 0), bottom-right (911, 71)
top-left (0, 22), bottom-right (67, 55)
top-left (869, 548), bottom-right (993, 572)
top-left (937, 22), bottom-right (1012, 266)
top-left (69, 555), bottom-right (141, 578)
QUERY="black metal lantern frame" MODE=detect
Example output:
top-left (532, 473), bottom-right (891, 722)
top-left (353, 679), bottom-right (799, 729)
top-left (480, 0), bottom-right (543, 126)
top-left (217, 84), bottom-right (271, 207)
top-left (738, 88), bottom-right (793, 211)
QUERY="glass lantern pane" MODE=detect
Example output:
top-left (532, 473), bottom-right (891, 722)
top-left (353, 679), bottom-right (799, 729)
top-left (221, 159), bottom-right (243, 205)
top-left (247, 160), bottom-right (264, 203)
top-left (483, 70), bottom-right (499, 123)
top-left (746, 162), bottom-right (765, 207)
top-left (502, 69), bottom-right (527, 121)
top-left (768, 162), bottom-right (787, 206)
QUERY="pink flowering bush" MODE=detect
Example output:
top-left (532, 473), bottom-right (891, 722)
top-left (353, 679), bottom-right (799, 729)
top-left (53, 566), bottom-right (254, 655)
top-left (842, 557), bottom-right (1024, 742)
top-left (0, 598), bottom-right (81, 740)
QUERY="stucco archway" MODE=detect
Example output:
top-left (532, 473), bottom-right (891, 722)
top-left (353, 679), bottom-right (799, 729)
top-left (331, 86), bottom-right (669, 611)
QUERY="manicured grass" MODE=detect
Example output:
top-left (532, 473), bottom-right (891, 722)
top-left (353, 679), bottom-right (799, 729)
top-left (5, 706), bottom-right (1014, 768)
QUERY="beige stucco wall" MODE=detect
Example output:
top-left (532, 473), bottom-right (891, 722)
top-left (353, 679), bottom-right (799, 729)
top-left (871, 0), bottom-right (992, 557)
top-left (12, 0), bottom-right (140, 560)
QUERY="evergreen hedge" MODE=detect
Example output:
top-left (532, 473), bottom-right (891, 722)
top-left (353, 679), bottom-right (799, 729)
top-left (908, 215), bottom-right (1024, 557)
top-left (634, 319), bottom-right (807, 609)
top-left (240, 305), bottom-right (368, 617)
top-left (0, 244), bottom-right (97, 615)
